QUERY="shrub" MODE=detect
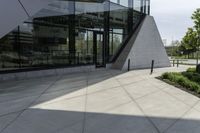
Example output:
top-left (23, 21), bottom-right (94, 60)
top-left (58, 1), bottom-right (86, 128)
top-left (177, 77), bottom-right (187, 86)
top-left (161, 72), bottom-right (182, 82)
top-left (182, 72), bottom-right (200, 84)
top-left (161, 72), bottom-right (200, 94)
top-left (162, 72), bottom-right (170, 79)
top-left (187, 67), bottom-right (196, 73)
top-left (189, 82), bottom-right (200, 92)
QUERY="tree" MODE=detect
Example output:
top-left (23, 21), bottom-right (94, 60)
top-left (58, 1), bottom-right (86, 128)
top-left (171, 40), bottom-right (181, 56)
top-left (192, 9), bottom-right (200, 34)
top-left (178, 8), bottom-right (200, 58)
top-left (192, 8), bottom-right (200, 48)
top-left (180, 28), bottom-right (198, 58)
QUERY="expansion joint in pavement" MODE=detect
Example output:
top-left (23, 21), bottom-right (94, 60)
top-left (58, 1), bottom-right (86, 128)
top-left (162, 99), bottom-right (200, 133)
top-left (106, 69), bottom-right (161, 133)
top-left (81, 71), bottom-right (90, 133)
top-left (0, 75), bottom-right (63, 133)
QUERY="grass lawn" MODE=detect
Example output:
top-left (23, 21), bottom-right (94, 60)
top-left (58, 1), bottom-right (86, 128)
top-left (160, 67), bottom-right (200, 97)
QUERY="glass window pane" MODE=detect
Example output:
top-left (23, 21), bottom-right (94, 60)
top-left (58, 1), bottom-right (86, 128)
top-left (75, 30), bottom-right (93, 64)
top-left (109, 2), bottom-right (129, 60)
top-left (0, 0), bottom-right (73, 71)
top-left (110, 0), bottom-right (118, 4)
top-left (75, 1), bottom-right (108, 64)
top-left (133, 0), bottom-right (141, 12)
top-left (0, 27), bottom-right (21, 70)
top-left (120, 0), bottom-right (128, 7)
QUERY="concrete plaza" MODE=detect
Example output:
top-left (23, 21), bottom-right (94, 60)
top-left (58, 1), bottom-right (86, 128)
top-left (1, 66), bottom-right (200, 133)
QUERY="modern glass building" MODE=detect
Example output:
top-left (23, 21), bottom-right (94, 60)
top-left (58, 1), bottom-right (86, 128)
top-left (0, 0), bottom-right (170, 79)
top-left (0, 0), bottom-right (152, 72)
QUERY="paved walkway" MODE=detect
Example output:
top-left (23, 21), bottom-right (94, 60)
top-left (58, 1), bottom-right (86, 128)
top-left (1, 66), bottom-right (200, 133)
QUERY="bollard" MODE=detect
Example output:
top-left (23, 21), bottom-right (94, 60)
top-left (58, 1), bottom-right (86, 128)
top-left (128, 59), bottom-right (130, 71)
top-left (173, 60), bottom-right (175, 67)
top-left (177, 60), bottom-right (179, 67)
top-left (150, 60), bottom-right (154, 74)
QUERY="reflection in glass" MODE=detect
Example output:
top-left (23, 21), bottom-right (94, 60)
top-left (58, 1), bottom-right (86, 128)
top-left (109, 2), bottom-right (128, 60)
top-left (120, 0), bottom-right (128, 7)
top-left (0, 0), bottom-right (148, 71)
top-left (133, 0), bottom-right (142, 12)
top-left (95, 33), bottom-right (104, 67)
top-left (75, 30), bottom-right (93, 64)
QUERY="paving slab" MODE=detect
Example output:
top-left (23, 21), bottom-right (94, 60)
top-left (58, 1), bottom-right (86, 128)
top-left (0, 66), bottom-right (200, 133)
top-left (33, 86), bottom-right (86, 106)
top-left (0, 96), bottom-right (38, 116)
top-left (32, 94), bottom-right (86, 112)
top-left (1, 109), bottom-right (84, 133)
top-left (117, 75), bottom-right (144, 85)
top-left (0, 112), bottom-right (20, 132)
top-left (193, 100), bottom-right (200, 112)
top-left (163, 86), bottom-right (199, 107)
top-left (165, 109), bottom-right (200, 133)
top-left (86, 87), bottom-right (131, 113)
top-left (136, 91), bottom-right (191, 132)
top-left (87, 78), bottom-right (120, 94)
top-left (123, 80), bottom-right (159, 99)
top-left (84, 102), bottom-right (158, 133)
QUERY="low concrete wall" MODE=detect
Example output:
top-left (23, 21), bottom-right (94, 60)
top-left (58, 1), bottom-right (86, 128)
top-left (0, 65), bottom-right (95, 81)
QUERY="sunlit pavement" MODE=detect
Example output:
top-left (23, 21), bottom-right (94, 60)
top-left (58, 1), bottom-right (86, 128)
top-left (0, 65), bottom-right (200, 133)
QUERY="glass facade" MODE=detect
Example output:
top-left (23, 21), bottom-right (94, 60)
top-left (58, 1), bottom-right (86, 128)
top-left (110, 0), bottom-right (150, 14)
top-left (0, 0), bottom-right (149, 71)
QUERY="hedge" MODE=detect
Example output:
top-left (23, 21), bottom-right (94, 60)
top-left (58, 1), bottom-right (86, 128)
top-left (161, 72), bottom-right (200, 94)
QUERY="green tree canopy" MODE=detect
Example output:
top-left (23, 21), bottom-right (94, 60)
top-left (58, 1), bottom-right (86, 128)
top-left (192, 8), bottom-right (200, 47)
top-left (180, 28), bottom-right (198, 54)
top-left (179, 8), bottom-right (200, 54)
top-left (192, 8), bottom-right (200, 35)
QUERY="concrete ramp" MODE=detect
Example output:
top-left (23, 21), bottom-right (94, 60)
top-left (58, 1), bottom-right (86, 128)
top-left (0, 0), bottom-right (54, 38)
top-left (112, 16), bottom-right (170, 70)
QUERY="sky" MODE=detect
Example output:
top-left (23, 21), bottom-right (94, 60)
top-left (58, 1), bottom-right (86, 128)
top-left (151, 0), bottom-right (200, 46)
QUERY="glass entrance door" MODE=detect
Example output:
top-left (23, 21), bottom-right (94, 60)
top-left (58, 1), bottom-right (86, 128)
top-left (94, 32), bottom-right (105, 68)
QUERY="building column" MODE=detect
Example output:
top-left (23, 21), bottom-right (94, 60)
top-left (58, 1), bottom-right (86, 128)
top-left (147, 0), bottom-right (150, 15)
top-left (104, 1), bottom-right (110, 64)
top-left (128, 0), bottom-right (133, 33)
top-left (140, 0), bottom-right (144, 13)
top-left (68, 1), bottom-right (76, 64)
top-left (144, 0), bottom-right (146, 14)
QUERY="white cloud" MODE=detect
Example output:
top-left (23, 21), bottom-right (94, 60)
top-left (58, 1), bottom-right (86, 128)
top-left (151, 0), bottom-right (200, 46)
